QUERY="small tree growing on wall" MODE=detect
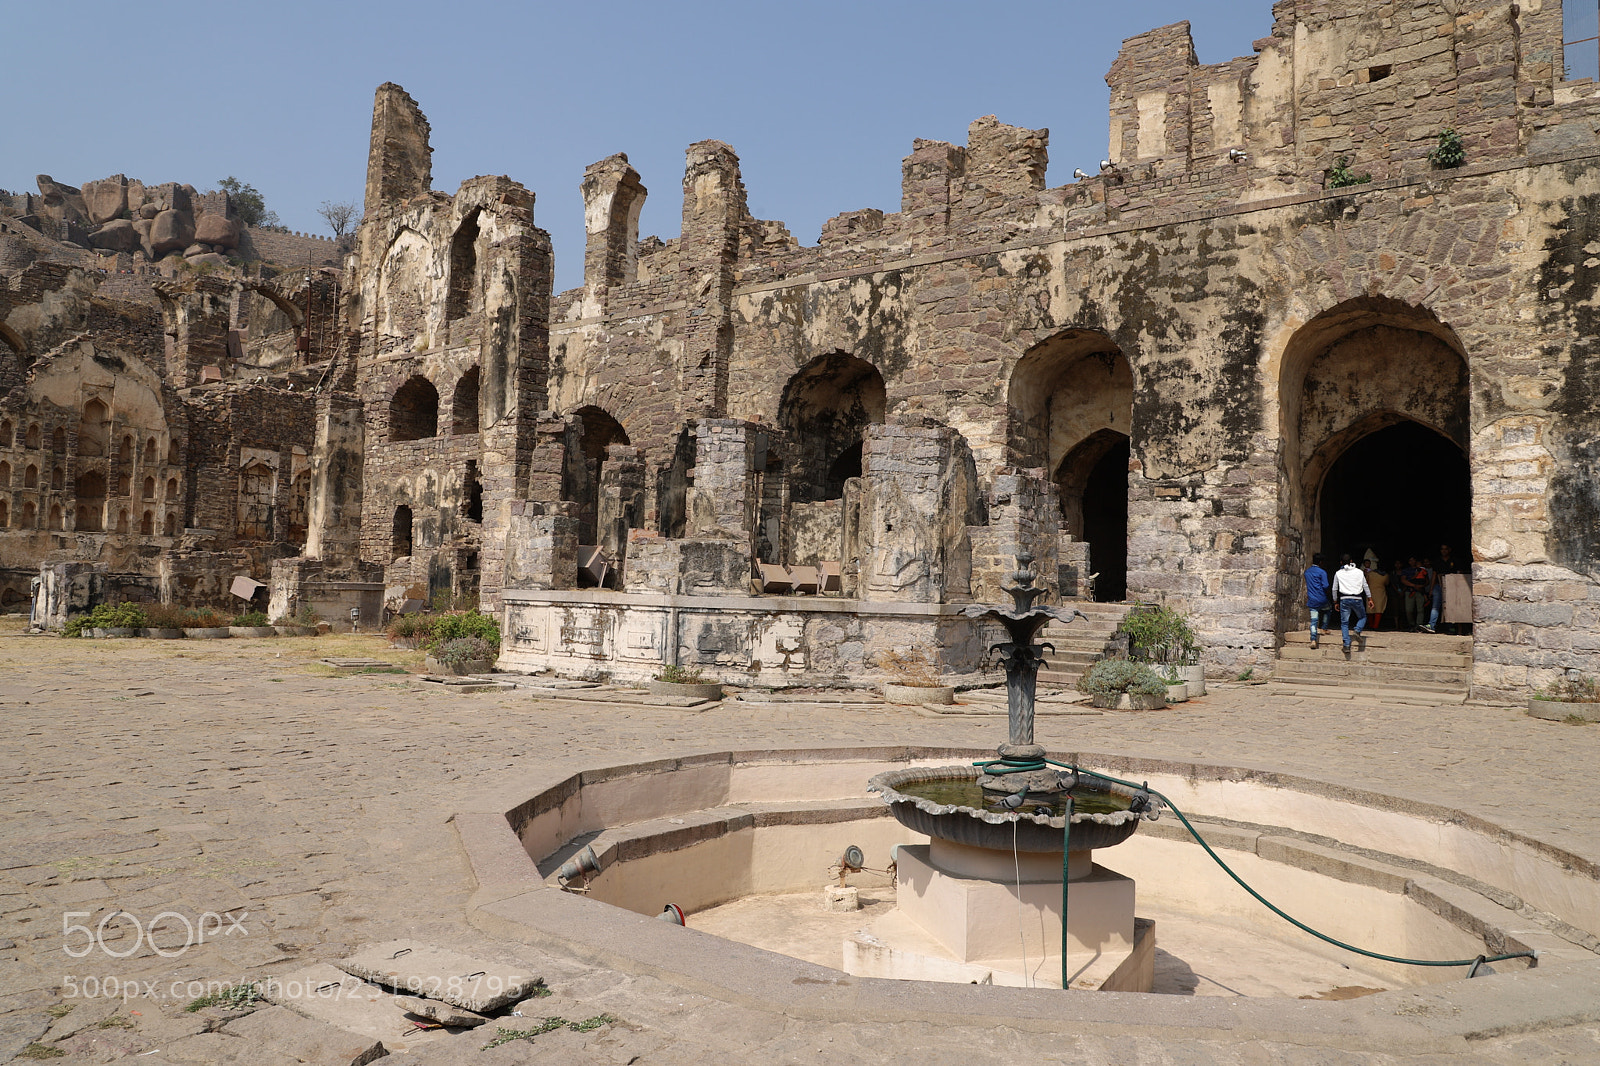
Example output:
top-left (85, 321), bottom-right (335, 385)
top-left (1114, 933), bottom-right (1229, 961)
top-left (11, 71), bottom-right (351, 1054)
top-left (317, 200), bottom-right (358, 239)
top-left (217, 176), bottom-right (280, 228)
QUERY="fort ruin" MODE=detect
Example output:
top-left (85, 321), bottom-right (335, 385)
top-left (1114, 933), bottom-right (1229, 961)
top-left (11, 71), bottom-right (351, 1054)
top-left (5, 0), bottom-right (1600, 699)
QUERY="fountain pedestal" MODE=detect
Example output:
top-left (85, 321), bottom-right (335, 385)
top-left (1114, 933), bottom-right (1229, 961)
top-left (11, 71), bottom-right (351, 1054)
top-left (844, 842), bottom-right (1154, 991)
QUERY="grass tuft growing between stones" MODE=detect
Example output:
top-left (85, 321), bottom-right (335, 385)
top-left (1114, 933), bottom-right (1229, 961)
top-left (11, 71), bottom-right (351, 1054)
top-left (481, 1014), bottom-right (618, 1049)
top-left (184, 983), bottom-right (259, 1012)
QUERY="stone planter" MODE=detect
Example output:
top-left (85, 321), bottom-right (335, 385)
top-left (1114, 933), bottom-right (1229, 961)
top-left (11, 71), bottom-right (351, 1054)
top-left (1527, 698), bottom-right (1600, 723)
top-left (1089, 692), bottom-right (1168, 711)
top-left (883, 682), bottom-right (956, 705)
top-left (228, 626), bottom-right (276, 638)
top-left (1182, 664), bottom-right (1206, 696)
top-left (648, 679), bottom-right (724, 701)
top-left (140, 628), bottom-right (185, 639)
top-left (102, 627), bottom-right (136, 638)
top-left (1165, 682), bottom-right (1189, 703)
top-left (425, 656), bottom-right (493, 676)
top-left (273, 625), bottom-right (317, 637)
top-left (184, 627), bottom-right (230, 639)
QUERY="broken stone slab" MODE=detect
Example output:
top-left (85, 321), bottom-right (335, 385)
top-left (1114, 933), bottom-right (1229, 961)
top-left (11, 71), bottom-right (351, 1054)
top-left (220, 1004), bottom-right (387, 1066)
top-left (337, 941), bottom-right (541, 1012)
top-left (395, 997), bottom-right (488, 1027)
top-left (260, 963), bottom-right (443, 1049)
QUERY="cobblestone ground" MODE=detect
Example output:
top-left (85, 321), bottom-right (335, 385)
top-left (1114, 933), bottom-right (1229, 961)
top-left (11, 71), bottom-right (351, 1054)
top-left (1, 620), bottom-right (1597, 1064)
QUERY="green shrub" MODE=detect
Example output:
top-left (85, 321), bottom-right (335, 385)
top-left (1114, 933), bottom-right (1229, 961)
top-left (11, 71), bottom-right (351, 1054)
top-left (386, 612), bottom-right (437, 642)
top-left (63, 602), bottom-right (148, 637)
top-left (143, 603), bottom-right (190, 629)
top-left (427, 609), bottom-right (499, 651)
top-left (183, 606), bottom-right (228, 628)
top-left (656, 664), bottom-right (706, 684)
top-left (231, 610), bottom-right (270, 627)
top-left (1077, 659), bottom-right (1169, 698)
top-left (1533, 674), bottom-right (1600, 703)
top-left (1427, 127), bottom-right (1465, 169)
top-left (1117, 605), bottom-right (1197, 663)
top-left (433, 636), bottom-right (496, 665)
top-left (1326, 155), bottom-right (1372, 188)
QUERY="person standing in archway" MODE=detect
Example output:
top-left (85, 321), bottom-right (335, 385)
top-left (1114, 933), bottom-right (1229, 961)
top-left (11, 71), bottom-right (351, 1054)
top-left (1305, 553), bottom-right (1332, 648)
top-left (1333, 553), bottom-right (1373, 654)
top-left (1401, 556), bottom-right (1429, 631)
top-left (1364, 557), bottom-right (1388, 632)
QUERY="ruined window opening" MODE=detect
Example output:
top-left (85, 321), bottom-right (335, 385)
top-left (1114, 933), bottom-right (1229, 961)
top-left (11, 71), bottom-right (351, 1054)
top-left (51, 426), bottom-right (66, 453)
top-left (142, 476), bottom-right (156, 500)
top-left (1054, 429), bottom-right (1131, 603)
top-left (74, 507), bottom-right (88, 530)
top-left (167, 477), bottom-right (178, 499)
top-left (445, 209), bottom-right (481, 323)
top-left (116, 510), bottom-right (128, 534)
top-left (78, 399), bottom-right (109, 458)
top-left (389, 376), bottom-right (440, 442)
top-left (0, 419), bottom-right (12, 446)
top-left (164, 512), bottom-right (178, 536)
top-left (1366, 64), bottom-right (1392, 82)
top-left (288, 471), bottom-right (310, 543)
top-left (572, 406), bottom-right (629, 545)
top-left (115, 474), bottom-right (130, 496)
top-left (24, 464), bottom-right (38, 489)
top-left (26, 424), bottom-right (40, 449)
top-left (22, 501), bottom-right (36, 528)
top-left (0, 500), bottom-right (7, 528)
top-left (392, 505), bottom-right (413, 560)
top-left (167, 440), bottom-right (179, 464)
top-left (140, 511), bottom-right (154, 536)
top-left (659, 427), bottom-right (695, 539)
top-left (76, 471), bottom-right (107, 533)
top-left (0, 461), bottom-right (9, 487)
top-left (463, 460), bottom-right (483, 523)
top-left (120, 436), bottom-right (134, 465)
top-left (144, 438), bottom-right (158, 463)
top-left (237, 461), bottom-right (275, 540)
top-left (452, 366), bottom-right (480, 435)
top-left (778, 352), bottom-right (886, 505)
top-left (51, 466), bottom-right (63, 491)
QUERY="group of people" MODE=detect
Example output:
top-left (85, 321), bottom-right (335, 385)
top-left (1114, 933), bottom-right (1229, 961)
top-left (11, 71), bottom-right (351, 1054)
top-left (1303, 546), bottom-right (1469, 652)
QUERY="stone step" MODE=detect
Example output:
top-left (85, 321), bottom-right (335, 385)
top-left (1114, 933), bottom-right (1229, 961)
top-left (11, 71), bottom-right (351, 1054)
top-left (1282, 630), bottom-right (1471, 654)
top-left (1269, 667), bottom-right (1468, 694)
top-left (1272, 658), bottom-right (1470, 687)
top-left (1266, 680), bottom-right (1470, 705)
top-left (1278, 644), bottom-right (1472, 669)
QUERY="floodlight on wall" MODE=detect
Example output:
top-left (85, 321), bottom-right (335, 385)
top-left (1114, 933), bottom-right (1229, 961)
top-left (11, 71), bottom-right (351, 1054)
top-left (1073, 168), bottom-right (1090, 181)
top-left (1229, 148), bottom-right (1249, 163)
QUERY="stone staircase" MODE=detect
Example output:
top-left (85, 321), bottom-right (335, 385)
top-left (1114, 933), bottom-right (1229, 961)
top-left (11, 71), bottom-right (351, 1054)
top-left (1037, 602), bottom-right (1131, 689)
top-left (1269, 630), bottom-right (1473, 704)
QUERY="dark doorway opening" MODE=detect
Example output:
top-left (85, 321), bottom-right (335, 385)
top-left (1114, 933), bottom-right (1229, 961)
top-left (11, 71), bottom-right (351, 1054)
top-left (1318, 420), bottom-right (1470, 567)
top-left (1056, 430), bottom-right (1129, 602)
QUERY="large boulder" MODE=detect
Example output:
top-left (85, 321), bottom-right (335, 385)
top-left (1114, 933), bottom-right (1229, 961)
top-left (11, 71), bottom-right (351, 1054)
top-left (82, 176), bottom-right (129, 225)
top-left (34, 175), bottom-right (88, 226)
top-left (137, 202), bottom-right (159, 220)
top-left (132, 217), bottom-right (154, 257)
top-left (185, 252), bottom-right (230, 271)
top-left (88, 219), bottom-right (140, 253)
top-left (194, 212), bottom-right (239, 249)
top-left (148, 209), bottom-right (195, 256)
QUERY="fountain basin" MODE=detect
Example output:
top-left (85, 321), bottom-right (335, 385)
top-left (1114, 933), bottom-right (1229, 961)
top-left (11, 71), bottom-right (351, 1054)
top-left (869, 765), bottom-right (1144, 854)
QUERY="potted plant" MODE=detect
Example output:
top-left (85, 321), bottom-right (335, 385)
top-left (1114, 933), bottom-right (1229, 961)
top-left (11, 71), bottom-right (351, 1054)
top-left (1119, 605), bottom-right (1205, 695)
top-left (1077, 659), bottom-right (1170, 710)
top-left (182, 606), bottom-right (230, 639)
top-left (649, 663), bottom-right (724, 701)
top-left (62, 602), bottom-right (146, 638)
top-left (272, 605), bottom-right (319, 637)
top-left (1527, 674), bottom-right (1600, 723)
top-left (425, 636), bottom-right (497, 676)
top-left (228, 610), bottom-right (276, 638)
top-left (385, 611), bottom-right (436, 650)
top-left (140, 603), bottom-right (188, 639)
top-left (877, 648), bottom-right (955, 705)
top-left (1160, 665), bottom-right (1188, 703)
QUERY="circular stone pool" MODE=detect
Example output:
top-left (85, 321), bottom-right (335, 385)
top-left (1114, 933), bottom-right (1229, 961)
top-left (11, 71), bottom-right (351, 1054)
top-left (452, 746), bottom-right (1600, 1034)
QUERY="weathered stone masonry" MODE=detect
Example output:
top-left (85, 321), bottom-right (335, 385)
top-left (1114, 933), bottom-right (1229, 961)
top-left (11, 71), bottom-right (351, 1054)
top-left (311, 2), bottom-right (1600, 698)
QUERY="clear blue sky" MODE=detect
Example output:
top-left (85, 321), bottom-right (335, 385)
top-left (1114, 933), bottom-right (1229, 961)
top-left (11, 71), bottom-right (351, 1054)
top-left (5, 2), bottom-right (1281, 292)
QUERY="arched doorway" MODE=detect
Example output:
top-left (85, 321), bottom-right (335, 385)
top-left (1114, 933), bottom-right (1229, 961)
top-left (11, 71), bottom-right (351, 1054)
top-left (452, 366), bottom-right (480, 435)
top-left (1316, 420), bottom-right (1470, 568)
top-left (392, 505), bottom-right (413, 560)
top-left (570, 406), bottom-right (629, 547)
top-left (390, 377), bottom-right (439, 441)
top-left (1055, 430), bottom-right (1131, 601)
top-left (1007, 330), bottom-right (1133, 602)
top-left (779, 353), bottom-right (885, 504)
top-left (78, 399), bottom-right (109, 457)
top-left (1278, 297), bottom-right (1470, 635)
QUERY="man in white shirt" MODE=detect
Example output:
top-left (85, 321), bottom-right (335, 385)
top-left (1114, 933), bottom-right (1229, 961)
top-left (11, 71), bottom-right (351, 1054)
top-left (1332, 552), bottom-right (1373, 654)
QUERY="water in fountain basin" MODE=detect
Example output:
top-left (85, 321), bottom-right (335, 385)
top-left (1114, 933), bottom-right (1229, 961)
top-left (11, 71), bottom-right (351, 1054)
top-left (900, 779), bottom-right (1132, 817)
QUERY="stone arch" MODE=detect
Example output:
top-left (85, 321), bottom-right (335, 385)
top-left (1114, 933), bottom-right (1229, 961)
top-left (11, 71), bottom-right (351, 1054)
top-left (392, 504), bottom-right (413, 560)
top-left (50, 427), bottom-right (64, 453)
top-left (26, 423), bottom-right (40, 449)
top-left (1276, 296), bottom-right (1470, 632)
top-left (119, 435), bottom-right (135, 467)
top-left (1054, 428), bottom-right (1132, 601)
top-left (142, 476), bottom-right (156, 500)
top-left (166, 477), bottom-right (178, 499)
top-left (115, 509), bottom-right (128, 534)
top-left (22, 501), bottom-right (36, 528)
top-left (141, 510), bottom-right (154, 536)
top-left (167, 440), bottom-right (180, 464)
top-left (375, 226), bottom-right (431, 345)
top-left (164, 512), bottom-right (178, 536)
top-left (0, 460), bottom-right (9, 487)
top-left (48, 502), bottom-right (62, 530)
top-left (76, 471), bottom-right (107, 531)
top-left (446, 208), bottom-right (482, 323)
top-left (0, 321), bottom-right (27, 364)
top-left (0, 419), bottom-right (12, 446)
top-left (0, 498), bottom-right (7, 528)
top-left (50, 466), bottom-right (63, 491)
top-left (78, 399), bottom-right (109, 458)
top-left (390, 376), bottom-right (439, 442)
top-left (237, 461), bottom-right (275, 539)
top-left (778, 352), bottom-right (886, 503)
top-left (451, 366), bottom-right (480, 435)
top-left (24, 464), bottom-right (37, 488)
top-left (144, 438), bottom-right (158, 463)
top-left (115, 474), bottom-right (130, 496)
top-left (570, 405), bottom-right (630, 545)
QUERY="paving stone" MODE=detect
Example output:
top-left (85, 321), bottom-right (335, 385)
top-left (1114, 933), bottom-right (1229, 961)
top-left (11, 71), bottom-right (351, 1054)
top-left (221, 1004), bottom-right (388, 1065)
top-left (338, 941), bottom-right (541, 1012)
top-left (262, 962), bottom-right (444, 1049)
top-left (396, 995), bottom-right (488, 1027)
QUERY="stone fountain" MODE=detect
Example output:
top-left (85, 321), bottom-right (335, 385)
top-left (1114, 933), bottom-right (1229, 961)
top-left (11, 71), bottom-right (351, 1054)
top-left (847, 554), bottom-right (1163, 990)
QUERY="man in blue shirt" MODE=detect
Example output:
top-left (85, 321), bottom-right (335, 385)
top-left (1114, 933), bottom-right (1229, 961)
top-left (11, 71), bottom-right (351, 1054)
top-left (1304, 553), bottom-right (1332, 648)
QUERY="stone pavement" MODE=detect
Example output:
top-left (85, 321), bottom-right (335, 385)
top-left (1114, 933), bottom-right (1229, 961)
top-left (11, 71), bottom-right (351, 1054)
top-left (0, 621), bottom-right (1596, 1064)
